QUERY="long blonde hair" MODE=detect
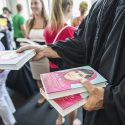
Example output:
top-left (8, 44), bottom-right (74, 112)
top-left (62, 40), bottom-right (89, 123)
top-left (79, 1), bottom-right (88, 16)
top-left (49, 0), bottom-right (73, 33)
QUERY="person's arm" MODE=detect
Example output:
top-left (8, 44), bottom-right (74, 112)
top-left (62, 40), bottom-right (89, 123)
top-left (103, 80), bottom-right (125, 124)
top-left (21, 24), bottom-right (27, 37)
top-left (48, 1), bottom-right (101, 68)
top-left (25, 19), bottom-right (31, 38)
top-left (16, 44), bottom-right (60, 61)
top-left (20, 16), bottom-right (27, 37)
top-left (7, 19), bottom-right (12, 31)
top-left (48, 19), bottom-right (87, 68)
top-left (17, 2), bottom-right (100, 68)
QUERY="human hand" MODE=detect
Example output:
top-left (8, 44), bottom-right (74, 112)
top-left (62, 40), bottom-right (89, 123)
top-left (20, 42), bottom-right (30, 47)
top-left (81, 79), bottom-right (104, 111)
top-left (43, 46), bottom-right (60, 58)
top-left (16, 45), bottom-right (46, 61)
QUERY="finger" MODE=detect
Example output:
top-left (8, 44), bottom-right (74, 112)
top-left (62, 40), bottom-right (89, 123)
top-left (83, 97), bottom-right (96, 111)
top-left (20, 43), bottom-right (30, 47)
top-left (32, 52), bottom-right (45, 61)
top-left (81, 79), bottom-right (96, 94)
top-left (16, 45), bottom-right (34, 53)
top-left (83, 103), bottom-right (95, 111)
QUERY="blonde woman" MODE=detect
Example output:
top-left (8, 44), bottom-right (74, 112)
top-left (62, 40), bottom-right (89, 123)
top-left (72, 1), bottom-right (88, 27)
top-left (44, 0), bottom-right (76, 72)
top-left (44, 0), bottom-right (78, 125)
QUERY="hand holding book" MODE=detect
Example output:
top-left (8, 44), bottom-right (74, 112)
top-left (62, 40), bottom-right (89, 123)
top-left (81, 79), bottom-right (104, 111)
top-left (40, 66), bottom-right (107, 116)
top-left (17, 45), bottom-right (46, 61)
top-left (17, 45), bottom-right (60, 61)
top-left (0, 50), bottom-right (36, 70)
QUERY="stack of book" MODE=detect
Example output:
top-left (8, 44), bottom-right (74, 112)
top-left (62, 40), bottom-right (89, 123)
top-left (40, 66), bottom-right (107, 116)
top-left (0, 49), bottom-right (36, 70)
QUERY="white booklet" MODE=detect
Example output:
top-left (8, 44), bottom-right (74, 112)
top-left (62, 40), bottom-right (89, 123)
top-left (0, 49), bottom-right (36, 70)
top-left (17, 38), bottom-right (37, 45)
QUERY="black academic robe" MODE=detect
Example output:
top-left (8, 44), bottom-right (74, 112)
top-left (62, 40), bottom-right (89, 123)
top-left (6, 63), bottom-right (38, 98)
top-left (49, 0), bottom-right (125, 125)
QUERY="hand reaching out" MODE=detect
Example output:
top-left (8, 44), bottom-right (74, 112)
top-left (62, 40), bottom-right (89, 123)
top-left (16, 45), bottom-right (60, 61)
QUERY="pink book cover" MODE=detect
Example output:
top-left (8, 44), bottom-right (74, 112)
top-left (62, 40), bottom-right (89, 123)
top-left (54, 94), bottom-right (83, 110)
top-left (40, 66), bottom-right (108, 94)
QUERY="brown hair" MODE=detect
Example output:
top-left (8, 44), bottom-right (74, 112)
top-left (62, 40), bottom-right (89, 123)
top-left (49, 0), bottom-right (73, 33)
top-left (16, 4), bottom-right (23, 12)
top-left (28, 0), bottom-right (48, 31)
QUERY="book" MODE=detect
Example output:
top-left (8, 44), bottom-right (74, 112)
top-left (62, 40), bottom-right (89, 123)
top-left (40, 88), bottom-right (88, 116)
top-left (40, 66), bottom-right (107, 99)
top-left (17, 38), bottom-right (46, 46)
top-left (0, 33), bottom-right (4, 40)
top-left (17, 38), bottom-right (37, 45)
top-left (0, 18), bottom-right (7, 27)
top-left (0, 49), bottom-right (36, 70)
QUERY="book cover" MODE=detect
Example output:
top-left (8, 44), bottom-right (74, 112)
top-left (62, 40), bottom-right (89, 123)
top-left (53, 92), bottom-right (88, 110)
top-left (0, 18), bottom-right (7, 27)
top-left (40, 88), bottom-right (88, 116)
top-left (41, 66), bottom-right (107, 94)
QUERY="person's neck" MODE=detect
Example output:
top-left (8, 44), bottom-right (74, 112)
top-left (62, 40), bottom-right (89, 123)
top-left (81, 13), bottom-right (85, 18)
top-left (18, 11), bottom-right (22, 14)
top-left (34, 14), bottom-right (42, 20)
top-left (64, 13), bottom-right (70, 23)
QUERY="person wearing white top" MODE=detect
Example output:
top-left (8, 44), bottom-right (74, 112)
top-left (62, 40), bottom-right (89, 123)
top-left (25, 0), bottom-right (49, 106)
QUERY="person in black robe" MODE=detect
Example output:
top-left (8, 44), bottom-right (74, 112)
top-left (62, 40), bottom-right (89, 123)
top-left (17, 0), bottom-right (125, 124)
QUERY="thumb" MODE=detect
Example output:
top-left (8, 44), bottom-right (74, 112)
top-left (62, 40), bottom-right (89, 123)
top-left (80, 79), bottom-right (96, 94)
top-left (16, 46), bottom-right (31, 53)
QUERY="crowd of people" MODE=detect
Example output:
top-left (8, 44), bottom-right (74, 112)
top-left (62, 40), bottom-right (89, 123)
top-left (1, 0), bottom-right (125, 125)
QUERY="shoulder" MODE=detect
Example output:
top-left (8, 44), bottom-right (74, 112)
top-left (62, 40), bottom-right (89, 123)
top-left (15, 14), bottom-right (25, 21)
top-left (44, 26), bottom-right (49, 32)
top-left (19, 15), bottom-right (25, 20)
top-left (26, 18), bottom-right (32, 26)
top-left (73, 16), bottom-right (80, 21)
top-left (43, 26), bottom-right (51, 39)
top-left (58, 25), bottom-right (76, 39)
top-left (44, 26), bottom-right (49, 36)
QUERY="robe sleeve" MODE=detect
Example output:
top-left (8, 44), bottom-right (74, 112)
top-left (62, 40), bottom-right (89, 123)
top-left (103, 78), bottom-right (125, 124)
top-left (48, 2), bottom-right (101, 68)
top-left (48, 18), bottom-right (87, 68)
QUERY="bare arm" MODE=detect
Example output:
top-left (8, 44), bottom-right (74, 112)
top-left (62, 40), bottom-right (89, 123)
top-left (21, 24), bottom-right (27, 37)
